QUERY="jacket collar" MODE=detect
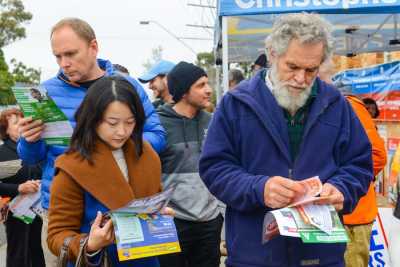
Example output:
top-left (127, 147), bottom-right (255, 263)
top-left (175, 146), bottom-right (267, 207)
top-left (55, 139), bottom-right (159, 210)
top-left (56, 59), bottom-right (114, 87)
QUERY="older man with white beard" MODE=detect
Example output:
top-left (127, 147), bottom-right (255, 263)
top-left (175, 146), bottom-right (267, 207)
top-left (199, 13), bottom-right (372, 267)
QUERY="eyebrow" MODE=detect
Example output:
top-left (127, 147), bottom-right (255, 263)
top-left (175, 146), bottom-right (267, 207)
top-left (105, 116), bottom-right (135, 120)
top-left (287, 62), bottom-right (319, 71)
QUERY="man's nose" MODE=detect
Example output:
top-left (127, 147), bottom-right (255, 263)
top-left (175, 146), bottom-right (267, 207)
top-left (59, 57), bottom-right (71, 69)
top-left (205, 84), bottom-right (212, 95)
top-left (293, 69), bottom-right (306, 85)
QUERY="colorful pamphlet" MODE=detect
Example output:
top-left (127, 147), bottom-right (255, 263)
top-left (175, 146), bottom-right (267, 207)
top-left (262, 176), bottom-right (348, 244)
top-left (12, 86), bottom-right (73, 145)
top-left (109, 188), bottom-right (181, 261)
top-left (8, 189), bottom-right (43, 224)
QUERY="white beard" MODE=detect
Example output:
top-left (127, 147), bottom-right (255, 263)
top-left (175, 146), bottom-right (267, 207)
top-left (270, 64), bottom-right (313, 115)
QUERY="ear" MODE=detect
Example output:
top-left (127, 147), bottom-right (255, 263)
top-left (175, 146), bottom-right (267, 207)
top-left (89, 39), bottom-right (99, 55)
top-left (268, 48), bottom-right (277, 64)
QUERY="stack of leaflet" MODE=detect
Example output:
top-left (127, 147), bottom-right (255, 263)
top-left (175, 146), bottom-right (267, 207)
top-left (109, 187), bottom-right (181, 261)
top-left (9, 189), bottom-right (44, 224)
top-left (262, 176), bottom-right (348, 244)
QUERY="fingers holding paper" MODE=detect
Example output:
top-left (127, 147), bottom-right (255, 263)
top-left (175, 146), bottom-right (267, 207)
top-left (264, 176), bottom-right (305, 209)
top-left (87, 211), bottom-right (115, 253)
top-left (315, 183), bottom-right (344, 211)
top-left (18, 117), bottom-right (44, 143)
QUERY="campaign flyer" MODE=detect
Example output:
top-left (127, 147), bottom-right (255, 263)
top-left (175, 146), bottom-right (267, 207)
top-left (12, 86), bottom-right (73, 145)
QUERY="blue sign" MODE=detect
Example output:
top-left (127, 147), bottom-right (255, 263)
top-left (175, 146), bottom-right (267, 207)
top-left (219, 0), bottom-right (400, 16)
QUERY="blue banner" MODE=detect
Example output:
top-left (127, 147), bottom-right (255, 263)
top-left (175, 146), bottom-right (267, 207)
top-left (333, 61), bottom-right (400, 121)
top-left (219, 0), bottom-right (400, 16)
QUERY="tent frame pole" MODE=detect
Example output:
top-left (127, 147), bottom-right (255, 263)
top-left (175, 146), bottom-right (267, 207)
top-left (222, 16), bottom-right (229, 99)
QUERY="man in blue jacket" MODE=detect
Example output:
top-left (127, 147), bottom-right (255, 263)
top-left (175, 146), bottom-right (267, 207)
top-left (199, 13), bottom-right (372, 267)
top-left (16, 17), bottom-right (166, 264)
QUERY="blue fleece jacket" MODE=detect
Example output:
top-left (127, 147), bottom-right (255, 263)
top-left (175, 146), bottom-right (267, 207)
top-left (199, 73), bottom-right (372, 267)
top-left (17, 59), bottom-right (166, 209)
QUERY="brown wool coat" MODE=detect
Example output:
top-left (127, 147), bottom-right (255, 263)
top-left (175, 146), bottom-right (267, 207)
top-left (47, 140), bottom-right (161, 260)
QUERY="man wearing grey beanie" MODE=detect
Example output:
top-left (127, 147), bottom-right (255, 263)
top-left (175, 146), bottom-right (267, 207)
top-left (157, 61), bottom-right (223, 267)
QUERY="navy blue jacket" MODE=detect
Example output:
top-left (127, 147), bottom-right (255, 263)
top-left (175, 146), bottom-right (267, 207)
top-left (17, 59), bottom-right (166, 209)
top-left (199, 73), bottom-right (372, 267)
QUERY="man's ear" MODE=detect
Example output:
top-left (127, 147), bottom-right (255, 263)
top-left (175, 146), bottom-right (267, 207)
top-left (89, 39), bottom-right (99, 55)
top-left (268, 48), bottom-right (277, 64)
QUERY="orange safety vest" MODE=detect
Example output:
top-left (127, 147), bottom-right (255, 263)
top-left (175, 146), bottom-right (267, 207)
top-left (343, 96), bottom-right (387, 225)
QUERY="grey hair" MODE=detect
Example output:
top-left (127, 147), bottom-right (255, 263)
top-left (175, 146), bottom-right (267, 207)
top-left (265, 13), bottom-right (334, 63)
top-left (228, 69), bottom-right (245, 84)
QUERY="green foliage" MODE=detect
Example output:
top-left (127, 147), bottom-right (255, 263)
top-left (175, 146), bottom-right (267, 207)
top-left (0, 0), bottom-right (32, 48)
top-left (142, 46), bottom-right (163, 72)
top-left (0, 49), bottom-right (15, 105)
top-left (10, 58), bottom-right (41, 84)
top-left (0, 0), bottom-right (37, 105)
top-left (196, 52), bottom-right (214, 71)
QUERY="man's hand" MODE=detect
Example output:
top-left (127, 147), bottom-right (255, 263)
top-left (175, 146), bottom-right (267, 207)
top-left (18, 117), bottom-right (44, 143)
top-left (315, 183), bottom-right (344, 211)
top-left (18, 180), bottom-right (40, 194)
top-left (264, 176), bottom-right (305, 209)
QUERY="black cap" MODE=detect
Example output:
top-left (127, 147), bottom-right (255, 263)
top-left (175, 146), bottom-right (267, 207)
top-left (254, 54), bottom-right (267, 68)
top-left (167, 61), bottom-right (207, 103)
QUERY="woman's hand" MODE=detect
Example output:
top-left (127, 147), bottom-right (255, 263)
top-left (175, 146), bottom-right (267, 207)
top-left (18, 180), bottom-right (40, 194)
top-left (86, 211), bottom-right (115, 253)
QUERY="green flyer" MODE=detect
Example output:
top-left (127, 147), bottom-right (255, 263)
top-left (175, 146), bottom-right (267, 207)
top-left (12, 86), bottom-right (73, 145)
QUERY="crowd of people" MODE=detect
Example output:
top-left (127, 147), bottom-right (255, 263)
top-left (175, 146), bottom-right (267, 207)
top-left (0, 12), bottom-right (388, 267)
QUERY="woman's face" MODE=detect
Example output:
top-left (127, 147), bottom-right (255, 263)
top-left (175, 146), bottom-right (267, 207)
top-left (96, 101), bottom-right (136, 150)
top-left (6, 114), bottom-right (21, 142)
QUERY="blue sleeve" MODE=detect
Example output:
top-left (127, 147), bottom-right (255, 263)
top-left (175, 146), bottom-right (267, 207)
top-left (126, 77), bottom-right (166, 153)
top-left (328, 103), bottom-right (373, 215)
top-left (17, 137), bottom-right (47, 165)
top-left (199, 97), bottom-right (269, 212)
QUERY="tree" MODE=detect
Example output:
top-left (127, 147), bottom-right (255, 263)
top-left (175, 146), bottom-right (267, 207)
top-left (0, 0), bottom-right (39, 105)
top-left (0, 49), bottom-right (16, 105)
top-left (10, 58), bottom-right (41, 84)
top-left (196, 52), bottom-right (214, 71)
top-left (0, 0), bottom-right (32, 48)
top-left (142, 46), bottom-right (163, 72)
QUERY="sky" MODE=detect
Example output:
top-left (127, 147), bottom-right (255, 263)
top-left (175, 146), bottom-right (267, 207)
top-left (3, 0), bottom-right (216, 83)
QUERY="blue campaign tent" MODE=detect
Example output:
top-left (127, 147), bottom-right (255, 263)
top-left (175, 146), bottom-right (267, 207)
top-left (215, 0), bottom-right (400, 99)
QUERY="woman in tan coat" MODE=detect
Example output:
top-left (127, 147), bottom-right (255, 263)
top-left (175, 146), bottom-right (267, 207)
top-left (48, 76), bottom-right (164, 267)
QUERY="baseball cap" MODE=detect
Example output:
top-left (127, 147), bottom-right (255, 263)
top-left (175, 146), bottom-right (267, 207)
top-left (138, 60), bottom-right (175, 83)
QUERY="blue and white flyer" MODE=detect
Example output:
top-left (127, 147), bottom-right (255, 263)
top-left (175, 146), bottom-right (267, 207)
top-left (110, 188), bottom-right (181, 261)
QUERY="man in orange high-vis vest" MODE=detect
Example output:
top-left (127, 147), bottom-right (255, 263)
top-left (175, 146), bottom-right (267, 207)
top-left (343, 95), bottom-right (387, 267)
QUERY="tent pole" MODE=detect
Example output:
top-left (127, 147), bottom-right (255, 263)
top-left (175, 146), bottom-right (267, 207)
top-left (221, 16), bottom-right (229, 100)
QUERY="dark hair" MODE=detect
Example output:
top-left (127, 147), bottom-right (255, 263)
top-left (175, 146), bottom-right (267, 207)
top-left (0, 108), bottom-right (23, 140)
top-left (113, 64), bottom-right (129, 75)
top-left (362, 97), bottom-right (380, 118)
top-left (69, 76), bottom-right (145, 162)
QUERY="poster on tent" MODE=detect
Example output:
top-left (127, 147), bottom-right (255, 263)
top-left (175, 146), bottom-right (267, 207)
top-left (333, 61), bottom-right (400, 121)
top-left (369, 214), bottom-right (391, 267)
